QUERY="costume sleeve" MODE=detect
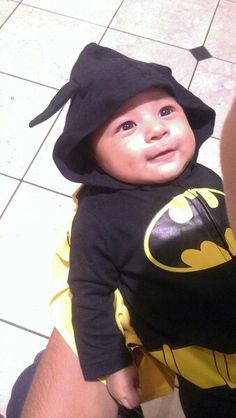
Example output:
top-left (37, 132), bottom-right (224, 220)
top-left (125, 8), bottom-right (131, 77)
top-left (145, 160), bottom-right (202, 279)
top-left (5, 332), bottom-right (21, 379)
top-left (68, 199), bottom-right (133, 380)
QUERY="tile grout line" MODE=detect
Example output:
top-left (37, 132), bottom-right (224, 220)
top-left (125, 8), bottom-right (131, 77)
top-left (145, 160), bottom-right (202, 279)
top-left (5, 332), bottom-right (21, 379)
top-left (0, 0), bottom-right (22, 30)
top-left (20, 179), bottom-right (72, 199)
top-left (0, 318), bottom-right (49, 339)
top-left (0, 177), bottom-right (72, 223)
top-left (0, 70), bottom-right (60, 91)
top-left (0, 172), bottom-right (72, 199)
top-left (0, 177), bottom-right (72, 221)
top-left (201, 0), bottom-right (222, 46)
top-left (98, 27), bottom-right (236, 67)
top-left (19, 110), bottom-right (63, 181)
top-left (0, 107), bottom-right (68, 220)
top-left (98, 0), bottom-right (126, 44)
top-left (0, 180), bottom-right (22, 221)
top-left (14, 2), bottom-right (108, 28)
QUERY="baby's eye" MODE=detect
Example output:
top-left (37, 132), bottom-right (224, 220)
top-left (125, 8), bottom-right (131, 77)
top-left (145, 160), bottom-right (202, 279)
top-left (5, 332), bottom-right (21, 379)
top-left (118, 121), bottom-right (137, 131)
top-left (159, 105), bottom-right (175, 117)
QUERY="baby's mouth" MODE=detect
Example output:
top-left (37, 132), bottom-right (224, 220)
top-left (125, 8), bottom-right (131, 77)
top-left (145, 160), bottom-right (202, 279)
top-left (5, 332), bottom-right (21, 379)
top-left (148, 148), bottom-right (175, 162)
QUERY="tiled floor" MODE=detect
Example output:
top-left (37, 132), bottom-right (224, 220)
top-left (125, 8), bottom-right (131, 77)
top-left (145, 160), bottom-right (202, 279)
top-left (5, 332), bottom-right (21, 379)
top-left (0, 0), bottom-right (236, 416)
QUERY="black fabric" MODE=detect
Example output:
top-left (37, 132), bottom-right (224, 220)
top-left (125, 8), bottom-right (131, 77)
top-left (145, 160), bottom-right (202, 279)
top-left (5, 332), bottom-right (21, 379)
top-left (7, 363), bottom-right (37, 418)
top-left (118, 406), bottom-right (144, 418)
top-left (178, 376), bottom-right (236, 418)
top-left (29, 43), bottom-right (215, 189)
top-left (69, 164), bottom-right (236, 381)
top-left (6, 353), bottom-right (43, 418)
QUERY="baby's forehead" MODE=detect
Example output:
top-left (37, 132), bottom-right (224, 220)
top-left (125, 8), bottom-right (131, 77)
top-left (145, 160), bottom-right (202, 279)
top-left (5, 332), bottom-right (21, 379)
top-left (113, 87), bottom-right (178, 116)
top-left (92, 87), bottom-right (180, 137)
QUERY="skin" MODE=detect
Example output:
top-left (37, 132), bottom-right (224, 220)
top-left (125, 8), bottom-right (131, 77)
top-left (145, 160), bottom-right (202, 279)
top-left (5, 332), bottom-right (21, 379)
top-left (220, 97), bottom-right (236, 235)
top-left (21, 88), bottom-right (196, 416)
top-left (91, 88), bottom-right (196, 185)
top-left (91, 87), bottom-right (196, 408)
top-left (21, 328), bottom-right (119, 418)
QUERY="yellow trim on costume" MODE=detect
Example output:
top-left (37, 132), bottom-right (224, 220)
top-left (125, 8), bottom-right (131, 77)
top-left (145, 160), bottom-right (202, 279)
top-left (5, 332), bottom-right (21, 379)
top-left (151, 345), bottom-right (236, 389)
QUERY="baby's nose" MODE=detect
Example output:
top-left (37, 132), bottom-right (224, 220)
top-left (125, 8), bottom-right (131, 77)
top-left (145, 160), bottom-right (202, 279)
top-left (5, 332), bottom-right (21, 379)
top-left (144, 116), bottom-right (168, 142)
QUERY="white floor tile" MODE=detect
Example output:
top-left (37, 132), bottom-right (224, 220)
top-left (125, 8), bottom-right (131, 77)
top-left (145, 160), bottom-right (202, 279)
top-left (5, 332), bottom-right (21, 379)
top-left (206, 0), bottom-right (236, 63)
top-left (0, 183), bottom-right (74, 335)
top-left (0, 73), bottom-right (59, 179)
top-left (0, 175), bottom-right (19, 217)
top-left (22, 0), bottom-right (123, 26)
top-left (110, 0), bottom-right (218, 49)
top-left (0, 5), bottom-right (105, 88)
top-left (0, 321), bottom-right (48, 417)
top-left (142, 389), bottom-right (185, 418)
top-left (0, 0), bottom-right (18, 26)
top-left (25, 106), bottom-right (79, 195)
top-left (190, 58), bottom-right (236, 138)
top-left (197, 137), bottom-right (222, 177)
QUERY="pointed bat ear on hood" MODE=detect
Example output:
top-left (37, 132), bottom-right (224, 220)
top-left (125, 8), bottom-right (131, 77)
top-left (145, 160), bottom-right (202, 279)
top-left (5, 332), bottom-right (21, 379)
top-left (29, 81), bottom-right (78, 128)
top-left (29, 43), bottom-right (215, 188)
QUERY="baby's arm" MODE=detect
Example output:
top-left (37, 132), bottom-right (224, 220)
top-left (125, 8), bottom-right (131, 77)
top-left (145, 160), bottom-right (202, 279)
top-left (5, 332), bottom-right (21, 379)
top-left (106, 364), bottom-right (143, 409)
top-left (69, 200), bottom-right (134, 383)
top-left (221, 97), bottom-right (236, 234)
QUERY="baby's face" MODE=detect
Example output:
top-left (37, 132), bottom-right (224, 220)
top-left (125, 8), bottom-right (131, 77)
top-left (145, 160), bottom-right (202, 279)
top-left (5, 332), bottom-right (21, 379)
top-left (90, 88), bottom-right (196, 185)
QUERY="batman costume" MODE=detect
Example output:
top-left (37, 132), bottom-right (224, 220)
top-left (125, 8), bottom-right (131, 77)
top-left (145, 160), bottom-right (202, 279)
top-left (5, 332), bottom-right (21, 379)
top-left (30, 44), bottom-right (236, 417)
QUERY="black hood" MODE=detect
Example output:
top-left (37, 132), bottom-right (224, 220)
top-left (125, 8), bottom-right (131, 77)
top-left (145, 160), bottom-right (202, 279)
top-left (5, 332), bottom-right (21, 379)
top-left (30, 43), bottom-right (215, 189)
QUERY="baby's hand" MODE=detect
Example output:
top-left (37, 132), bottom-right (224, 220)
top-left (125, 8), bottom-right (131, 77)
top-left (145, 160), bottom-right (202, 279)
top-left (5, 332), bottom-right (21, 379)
top-left (106, 364), bottom-right (143, 409)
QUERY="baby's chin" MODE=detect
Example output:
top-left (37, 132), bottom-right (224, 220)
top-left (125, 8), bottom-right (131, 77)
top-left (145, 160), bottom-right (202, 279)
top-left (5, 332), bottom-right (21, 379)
top-left (140, 166), bottom-right (187, 185)
top-left (109, 161), bottom-right (190, 185)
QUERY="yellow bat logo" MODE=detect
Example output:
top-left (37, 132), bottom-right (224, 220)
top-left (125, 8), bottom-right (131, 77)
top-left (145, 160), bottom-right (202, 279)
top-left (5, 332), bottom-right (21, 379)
top-left (144, 188), bottom-right (236, 272)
